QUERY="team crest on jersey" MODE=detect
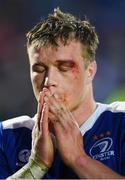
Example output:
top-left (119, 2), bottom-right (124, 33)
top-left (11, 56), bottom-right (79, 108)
top-left (89, 137), bottom-right (114, 161)
top-left (16, 149), bottom-right (31, 167)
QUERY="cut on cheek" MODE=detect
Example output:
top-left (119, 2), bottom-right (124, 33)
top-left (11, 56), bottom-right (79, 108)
top-left (71, 65), bottom-right (80, 79)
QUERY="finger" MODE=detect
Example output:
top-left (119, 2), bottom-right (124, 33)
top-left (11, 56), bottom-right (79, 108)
top-left (43, 90), bottom-right (61, 116)
top-left (49, 97), bottom-right (70, 125)
top-left (44, 91), bottom-right (66, 116)
top-left (69, 111), bottom-right (80, 130)
top-left (49, 106), bottom-right (69, 131)
top-left (52, 119), bottom-right (63, 136)
top-left (36, 91), bottom-right (44, 130)
top-left (48, 111), bottom-right (57, 122)
top-left (44, 90), bottom-right (73, 129)
top-left (40, 102), bottom-right (49, 138)
top-left (50, 133), bottom-right (57, 150)
top-left (50, 103), bottom-right (80, 134)
top-left (44, 90), bottom-right (59, 109)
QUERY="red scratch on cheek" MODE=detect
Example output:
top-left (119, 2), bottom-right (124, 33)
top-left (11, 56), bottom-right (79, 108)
top-left (71, 66), bottom-right (80, 79)
top-left (68, 61), bottom-right (80, 79)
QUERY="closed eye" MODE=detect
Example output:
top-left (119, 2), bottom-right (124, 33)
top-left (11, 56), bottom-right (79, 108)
top-left (58, 61), bottom-right (75, 72)
top-left (32, 64), bottom-right (46, 73)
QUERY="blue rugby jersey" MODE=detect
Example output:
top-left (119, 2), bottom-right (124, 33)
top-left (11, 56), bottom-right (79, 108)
top-left (0, 102), bottom-right (125, 179)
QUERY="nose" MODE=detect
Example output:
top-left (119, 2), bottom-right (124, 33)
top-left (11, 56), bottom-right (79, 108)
top-left (44, 67), bottom-right (58, 88)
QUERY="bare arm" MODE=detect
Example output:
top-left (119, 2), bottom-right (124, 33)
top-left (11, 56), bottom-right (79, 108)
top-left (7, 90), bottom-right (54, 179)
top-left (45, 90), bottom-right (125, 179)
top-left (7, 154), bottom-right (49, 179)
top-left (72, 154), bottom-right (124, 179)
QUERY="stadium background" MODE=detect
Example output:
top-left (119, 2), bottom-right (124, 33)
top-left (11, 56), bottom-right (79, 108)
top-left (0, 0), bottom-right (125, 120)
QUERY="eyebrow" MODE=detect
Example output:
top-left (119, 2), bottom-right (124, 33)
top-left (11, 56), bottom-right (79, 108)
top-left (55, 60), bottom-right (76, 67)
top-left (32, 62), bottom-right (46, 67)
top-left (32, 59), bottom-right (76, 67)
top-left (55, 59), bottom-right (75, 64)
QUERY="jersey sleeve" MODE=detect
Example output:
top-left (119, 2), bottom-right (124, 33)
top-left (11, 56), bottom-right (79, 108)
top-left (121, 114), bottom-right (125, 176)
top-left (0, 122), bottom-right (11, 178)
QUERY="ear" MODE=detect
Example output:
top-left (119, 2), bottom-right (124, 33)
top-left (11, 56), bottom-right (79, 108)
top-left (86, 60), bottom-right (97, 84)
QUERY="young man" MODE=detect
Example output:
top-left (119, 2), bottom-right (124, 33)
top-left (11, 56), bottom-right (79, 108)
top-left (0, 8), bottom-right (125, 179)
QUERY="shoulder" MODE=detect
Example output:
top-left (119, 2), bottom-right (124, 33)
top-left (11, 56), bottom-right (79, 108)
top-left (97, 101), bottom-right (125, 121)
top-left (98, 101), bottom-right (125, 126)
top-left (80, 102), bottom-right (125, 136)
top-left (96, 101), bottom-right (125, 115)
top-left (107, 101), bottom-right (125, 113)
top-left (0, 115), bottom-right (35, 149)
top-left (1, 115), bottom-right (36, 130)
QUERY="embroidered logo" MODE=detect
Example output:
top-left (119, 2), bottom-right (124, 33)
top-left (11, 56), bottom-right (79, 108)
top-left (16, 149), bottom-right (31, 167)
top-left (89, 137), bottom-right (114, 161)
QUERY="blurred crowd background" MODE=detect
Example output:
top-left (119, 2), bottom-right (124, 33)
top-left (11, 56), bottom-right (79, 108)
top-left (0, 0), bottom-right (125, 120)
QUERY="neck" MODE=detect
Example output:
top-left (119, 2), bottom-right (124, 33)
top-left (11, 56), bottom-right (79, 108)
top-left (72, 86), bottom-right (96, 126)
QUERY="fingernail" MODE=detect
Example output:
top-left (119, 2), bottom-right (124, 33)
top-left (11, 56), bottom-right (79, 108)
top-left (39, 91), bottom-right (43, 95)
top-left (43, 87), bottom-right (48, 92)
top-left (44, 77), bottom-right (48, 86)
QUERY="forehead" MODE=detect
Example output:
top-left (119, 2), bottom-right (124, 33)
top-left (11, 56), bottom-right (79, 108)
top-left (28, 40), bottom-right (87, 63)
